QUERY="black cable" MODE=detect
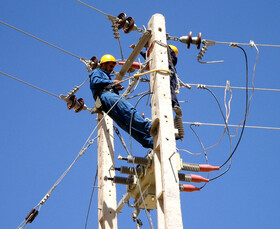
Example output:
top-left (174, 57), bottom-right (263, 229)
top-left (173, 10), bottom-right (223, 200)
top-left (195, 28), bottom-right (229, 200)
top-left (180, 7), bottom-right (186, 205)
top-left (85, 168), bottom-right (98, 229)
top-left (202, 87), bottom-right (233, 181)
top-left (189, 124), bottom-right (209, 189)
top-left (210, 45), bottom-right (249, 181)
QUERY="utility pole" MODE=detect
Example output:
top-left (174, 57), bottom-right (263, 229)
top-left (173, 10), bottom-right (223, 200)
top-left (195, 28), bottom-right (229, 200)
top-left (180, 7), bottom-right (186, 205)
top-left (97, 114), bottom-right (118, 229)
top-left (148, 14), bottom-right (183, 228)
top-left (97, 13), bottom-right (183, 229)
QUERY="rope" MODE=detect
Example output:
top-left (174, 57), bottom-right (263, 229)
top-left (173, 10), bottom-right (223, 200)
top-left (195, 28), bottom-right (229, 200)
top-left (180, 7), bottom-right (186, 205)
top-left (0, 71), bottom-right (60, 99)
top-left (0, 20), bottom-right (80, 59)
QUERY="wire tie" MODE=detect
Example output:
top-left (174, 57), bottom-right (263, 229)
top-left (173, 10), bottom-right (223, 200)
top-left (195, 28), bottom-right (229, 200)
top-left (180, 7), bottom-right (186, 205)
top-left (226, 80), bottom-right (231, 91)
top-left (249, 40), bottom-right (255, 48)
top-left (230, 42), bottom-right (238, 47)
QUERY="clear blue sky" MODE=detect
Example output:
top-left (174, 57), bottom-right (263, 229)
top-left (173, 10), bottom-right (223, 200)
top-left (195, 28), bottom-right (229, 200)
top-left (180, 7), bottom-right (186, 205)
top-left (1, 0), bottom-right (280, 228)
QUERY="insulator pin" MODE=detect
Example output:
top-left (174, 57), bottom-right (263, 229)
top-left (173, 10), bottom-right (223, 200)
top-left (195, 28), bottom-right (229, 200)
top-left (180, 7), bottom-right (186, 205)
top-left (25, 208), bottom-right (39, 223)
top-left (104, 176), bottom-right (134, 185)
top-left (179, 184), bottom-right (200, 192)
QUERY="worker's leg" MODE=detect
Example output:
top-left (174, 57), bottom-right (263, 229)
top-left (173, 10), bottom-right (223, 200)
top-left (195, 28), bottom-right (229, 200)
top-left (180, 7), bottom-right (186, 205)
top-left (170, 73), bottom-right (179, 108)
top-left (100, 92), bottom-right (153, 148)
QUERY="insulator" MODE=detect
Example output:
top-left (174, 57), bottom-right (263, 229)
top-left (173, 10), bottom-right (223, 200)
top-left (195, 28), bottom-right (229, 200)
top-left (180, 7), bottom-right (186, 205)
top-left (192, 32), bottom-right (202, 49)
top-left (199, 164), bottom-right (220, 172)
top-left (120, 166), bottom-right (143, 176)
top-left (74, 98), bottom-right (84, 113)
top-left (191, 174), bottom-right (209, 183)
top-left (25, 208), bottom-right (39, 223)
top-left (117, 13), bottom-right (127, 29)
top-left (179, 32), bottom-right (201, 49)
top-left (179, 173), bottom-right (209, 183)
top-left (174, 115), bottom-right (185, 136)
top-left (67, 95), bottom-right (77, 110)
top-left (109, 176), bottom-right (134, 185)
top-left (182, 162), bottom-right (220, 172)
top-left (179, 184), bottom-right (200, 192)
top-left (182, 163), bottom-right (200, 172)
top-left (127, 155), bottom-right (149, 165)
top-left (123, 17), bottom-right (135, 34)
top-left (179, 31), bottom-right (192, 49)
top-left (178, 173), bottom-right (192, 182)
top-left (90, 56), bottom-right (98, 70)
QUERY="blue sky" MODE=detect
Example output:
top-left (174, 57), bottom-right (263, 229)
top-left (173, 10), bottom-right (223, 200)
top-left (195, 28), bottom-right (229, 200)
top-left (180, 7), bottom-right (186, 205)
top-left (1, 0), bottom-right (280, 228)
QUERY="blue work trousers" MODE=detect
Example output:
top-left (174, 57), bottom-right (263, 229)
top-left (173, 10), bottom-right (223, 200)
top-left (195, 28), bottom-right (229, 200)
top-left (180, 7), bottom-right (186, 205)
top-left (99, 91), bottom-right (153, 149)
top-left (170, 72), bottom-right (179, 108)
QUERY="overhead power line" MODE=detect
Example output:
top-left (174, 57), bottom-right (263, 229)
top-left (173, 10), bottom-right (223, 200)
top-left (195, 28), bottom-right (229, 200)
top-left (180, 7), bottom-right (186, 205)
top-left (0, 71), bottom-right (60, 99)
top-left (183, 121), bottom-right (280, 131)
top-left (206, 39), bottom-right (280, 48)
top-left (0, 20), bottom-right (80, 59)
top-left (188, 83), bottom-right (280, 92)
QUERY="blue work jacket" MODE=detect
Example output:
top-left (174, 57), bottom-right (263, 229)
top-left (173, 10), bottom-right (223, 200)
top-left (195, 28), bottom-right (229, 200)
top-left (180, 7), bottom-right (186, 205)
top-left (89, 68), bottom-right (118, 99)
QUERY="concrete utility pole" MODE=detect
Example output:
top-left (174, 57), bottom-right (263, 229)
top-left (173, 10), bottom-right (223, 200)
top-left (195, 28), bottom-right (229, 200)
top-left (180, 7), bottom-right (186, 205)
top-left (148, 14), bottom-right (183, 228)
top-left (97, 13), bottom-right (183, 229)
top-left (97, 114), bottom-right (118, 229)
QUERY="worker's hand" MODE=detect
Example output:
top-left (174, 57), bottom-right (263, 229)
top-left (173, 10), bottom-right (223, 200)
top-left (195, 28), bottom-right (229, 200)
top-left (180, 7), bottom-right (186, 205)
top-left (114, 80), bottom-right (124, 91)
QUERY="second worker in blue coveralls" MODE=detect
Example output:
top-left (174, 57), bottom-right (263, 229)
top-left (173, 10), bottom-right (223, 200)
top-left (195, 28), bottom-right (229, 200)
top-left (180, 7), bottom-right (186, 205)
top-left (89, 54), bottom-right (153, 149)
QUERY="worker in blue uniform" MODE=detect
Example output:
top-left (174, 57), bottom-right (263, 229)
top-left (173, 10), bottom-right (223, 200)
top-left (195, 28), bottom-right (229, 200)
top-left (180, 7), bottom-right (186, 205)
top-left (138, 44), bottom-right (183, 139)
top-left (89, 54), bottom-right (153, 149)
top-left (139, 45), bottom-right (181, 115)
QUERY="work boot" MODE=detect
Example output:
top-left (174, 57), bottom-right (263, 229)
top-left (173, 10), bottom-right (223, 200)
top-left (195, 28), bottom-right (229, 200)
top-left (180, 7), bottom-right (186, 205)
top-left (173, 105), bottom-right (182, 117)
top-left (150, 118), bottom-right (160, 137)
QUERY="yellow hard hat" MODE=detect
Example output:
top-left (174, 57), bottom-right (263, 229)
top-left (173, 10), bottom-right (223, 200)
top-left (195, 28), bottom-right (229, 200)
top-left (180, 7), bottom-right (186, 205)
top-left (100, 54), bottom-right (117, 65)
top-left (169, 45), bottom-right (178, 56)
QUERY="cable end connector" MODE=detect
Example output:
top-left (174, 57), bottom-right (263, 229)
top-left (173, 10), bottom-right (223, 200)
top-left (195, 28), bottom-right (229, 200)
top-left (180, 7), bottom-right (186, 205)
top-left (179, 184), bottom-right (200, 192)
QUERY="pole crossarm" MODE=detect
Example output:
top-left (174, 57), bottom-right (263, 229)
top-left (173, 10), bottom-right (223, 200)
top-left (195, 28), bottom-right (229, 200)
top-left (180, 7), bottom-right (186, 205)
top-left (115, 30), bottom-right (152, 81)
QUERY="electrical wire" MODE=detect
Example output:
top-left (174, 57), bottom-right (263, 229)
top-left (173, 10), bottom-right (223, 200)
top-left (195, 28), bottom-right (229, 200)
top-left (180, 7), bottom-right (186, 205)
top-left (198, 87), bottom-right (233, 180)
top-left (206, 39), bottom-right (280, 48)
top-left (85, 168), bottom-right (98, 229)
top-left (0, 20), bottom-right (80, 59)
top-left (129, 92), bottom-right (154, 229)
top-left (188, 83), bottom-right (280, 92)
top-left (0, 71), bottom-right (60, 99)
top-left (189, 124), bottom-right (209, 189)
top-left (183, 122), bottom-right (280, 131)
top-left (218, 45), bottom-right (249, 169)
